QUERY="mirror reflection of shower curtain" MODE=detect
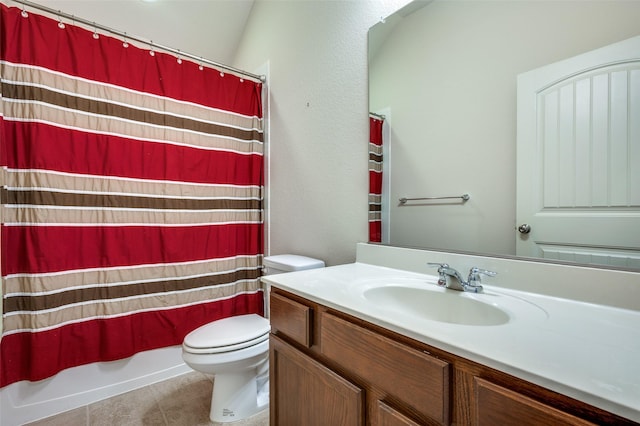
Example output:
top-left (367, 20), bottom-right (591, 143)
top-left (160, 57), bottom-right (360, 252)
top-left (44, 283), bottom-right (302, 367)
top-left (0, 4), bottom-right (265, 387)
top-left (369, 115), bottom-right (384, 242)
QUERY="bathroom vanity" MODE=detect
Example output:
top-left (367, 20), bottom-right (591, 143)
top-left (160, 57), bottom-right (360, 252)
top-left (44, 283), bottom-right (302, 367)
top-left (262, 244), bottom-right (640, 425)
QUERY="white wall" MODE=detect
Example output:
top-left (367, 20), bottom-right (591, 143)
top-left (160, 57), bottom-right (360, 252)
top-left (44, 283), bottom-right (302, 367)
top-left (369, 0), bottom-right (640, 255)
top-left (233, 0), bottom-right (411, 266)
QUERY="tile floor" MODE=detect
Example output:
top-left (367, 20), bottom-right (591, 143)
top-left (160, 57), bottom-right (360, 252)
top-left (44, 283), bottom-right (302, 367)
top-left (25, 371), bottom-right (269, 426)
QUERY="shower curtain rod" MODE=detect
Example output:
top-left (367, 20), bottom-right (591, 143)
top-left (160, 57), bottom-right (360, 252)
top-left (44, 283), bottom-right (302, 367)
top-left (369, 112), bottom-right (386, 120)
top-left (10, 0), bottom-right (266, 83)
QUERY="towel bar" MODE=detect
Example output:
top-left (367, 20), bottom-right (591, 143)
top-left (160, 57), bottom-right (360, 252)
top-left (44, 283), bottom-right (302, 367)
top-left (399, 194), bottom-right (470, 204)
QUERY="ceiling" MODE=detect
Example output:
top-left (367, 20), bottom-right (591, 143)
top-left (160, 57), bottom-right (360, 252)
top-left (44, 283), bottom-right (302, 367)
top-left (13, 0), bottom-right (256, 66)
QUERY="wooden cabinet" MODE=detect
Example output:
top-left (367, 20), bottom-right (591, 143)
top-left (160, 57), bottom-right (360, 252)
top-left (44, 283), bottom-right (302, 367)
top-left (376, 401), bottom-right (423, 426)
top-left (473, 378), bottom-right (595, 426)
top-left (270, 334), bottom-right (364, 425)
top-left (320, 312), bottom-right (450, 424)
top-left (269, 288), bottom-right (638, 426)
top-left (270, 291), bottom-right (313, 347)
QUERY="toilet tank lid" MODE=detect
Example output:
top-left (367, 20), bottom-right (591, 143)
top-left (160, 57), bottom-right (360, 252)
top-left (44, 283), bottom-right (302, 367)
top-left (263, 254), bottom-right (325, 271)
top-left (184, 314), bottom-right (270, 349)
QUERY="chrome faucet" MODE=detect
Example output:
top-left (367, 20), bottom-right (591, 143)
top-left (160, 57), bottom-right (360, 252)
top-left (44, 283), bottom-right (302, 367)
top-left (427, 263), bottom-right (496, 293)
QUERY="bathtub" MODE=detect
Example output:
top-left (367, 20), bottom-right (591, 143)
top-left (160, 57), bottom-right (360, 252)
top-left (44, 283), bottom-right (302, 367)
top-left (0, 345), bottom-right (191, 425)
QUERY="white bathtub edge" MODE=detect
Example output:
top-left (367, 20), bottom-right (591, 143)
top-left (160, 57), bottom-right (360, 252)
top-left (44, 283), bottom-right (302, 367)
top-left (1, 345), bottom-right (191, 425)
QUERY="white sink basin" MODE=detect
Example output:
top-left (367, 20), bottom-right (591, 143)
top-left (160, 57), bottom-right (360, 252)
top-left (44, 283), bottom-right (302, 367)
top-left (363, 285), bottom-right (510, 326)
top-left (352, 278), bottom-right (547, 326)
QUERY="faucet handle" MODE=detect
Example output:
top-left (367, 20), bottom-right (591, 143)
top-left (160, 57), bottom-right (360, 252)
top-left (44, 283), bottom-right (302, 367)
top-left (467, 267), bottom-right (497, 286)
top-left (427, 262), bottom-right (449, 286)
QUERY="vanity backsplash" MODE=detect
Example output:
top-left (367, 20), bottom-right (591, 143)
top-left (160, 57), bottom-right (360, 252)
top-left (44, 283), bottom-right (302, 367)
top-left (356, 243), bottom-right (640, 311)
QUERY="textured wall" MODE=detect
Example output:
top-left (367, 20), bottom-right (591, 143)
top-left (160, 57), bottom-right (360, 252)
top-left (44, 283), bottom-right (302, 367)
top-left (234, 0), bottom-right (410, 266)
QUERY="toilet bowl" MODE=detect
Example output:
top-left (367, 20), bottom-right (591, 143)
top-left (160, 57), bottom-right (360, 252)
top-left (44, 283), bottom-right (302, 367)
top-left (181, 255), bottom-right (325, 423)
top-left (182, 314), bottom-right (270, 423)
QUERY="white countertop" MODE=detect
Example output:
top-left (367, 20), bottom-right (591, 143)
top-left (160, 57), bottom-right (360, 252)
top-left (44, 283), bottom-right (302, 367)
top-left (262, 262), bottom-right (640, 423)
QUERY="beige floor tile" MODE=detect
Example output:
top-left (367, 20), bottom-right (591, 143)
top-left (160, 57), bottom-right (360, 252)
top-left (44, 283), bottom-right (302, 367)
top-left (88, 384), bottom-right (165, 426)
top-left (151, 372), bottom-right (213, 425)
top-left (20, 372), bottom-right (269, 426)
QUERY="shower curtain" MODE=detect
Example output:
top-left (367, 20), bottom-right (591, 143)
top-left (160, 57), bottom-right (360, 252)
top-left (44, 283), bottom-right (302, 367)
top-left (0, 4), bottom-right (264, 387)
top-left (369, 115), bottom-right (383, 243)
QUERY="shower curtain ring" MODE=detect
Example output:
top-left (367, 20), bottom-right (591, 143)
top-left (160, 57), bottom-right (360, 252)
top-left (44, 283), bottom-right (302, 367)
top-left (57, 12), bottom-right (65, 29)
top-left (92, 22), bottom-right (99, 39)
top-left (176, 50), bottom-right (182, 64)
top-left (123, 32), bottom-right (129, 48)
top-left (21, 4), bottom-right (28, 17)
top-left (149, 41), bottom-right (155, 56)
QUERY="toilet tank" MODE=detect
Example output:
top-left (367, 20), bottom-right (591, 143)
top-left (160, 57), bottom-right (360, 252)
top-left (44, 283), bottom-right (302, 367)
top-left (262, 255), bottom-right (324, 319)
top-left (263, 254), bottom-right (325, 275)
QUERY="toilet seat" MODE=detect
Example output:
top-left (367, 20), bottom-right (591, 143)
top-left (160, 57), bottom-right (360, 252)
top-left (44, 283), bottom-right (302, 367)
top-left (183, 314), bottom-right (270, 355)
top-left (183, 333), bottom-right (269, 355)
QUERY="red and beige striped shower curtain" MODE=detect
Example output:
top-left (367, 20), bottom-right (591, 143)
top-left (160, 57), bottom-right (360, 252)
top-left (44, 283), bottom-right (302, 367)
top-left (369, 116), bottom-right (383, 243)
top-left (0, 4), bottom-right (264, 387)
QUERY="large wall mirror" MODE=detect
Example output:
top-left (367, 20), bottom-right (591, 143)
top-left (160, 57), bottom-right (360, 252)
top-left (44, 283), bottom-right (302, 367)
top-left (369, 0), bottom-right (640, 271)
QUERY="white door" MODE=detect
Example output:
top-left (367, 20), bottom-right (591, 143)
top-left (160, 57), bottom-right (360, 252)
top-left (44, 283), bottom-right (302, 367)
top-left (516, 36), bottom-right (640, 269)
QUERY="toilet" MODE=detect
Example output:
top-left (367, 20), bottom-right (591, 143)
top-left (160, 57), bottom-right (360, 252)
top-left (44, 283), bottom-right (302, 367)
top-left (181, 254), bottom-right (325, 423)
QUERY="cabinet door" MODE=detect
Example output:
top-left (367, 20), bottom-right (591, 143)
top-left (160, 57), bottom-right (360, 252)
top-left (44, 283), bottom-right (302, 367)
top-left (376, 401), bottom-right (422, 426)
top-left (474, 377), bottom-right (596, 426)
top-left (270, 334), bottom-right (364, 426)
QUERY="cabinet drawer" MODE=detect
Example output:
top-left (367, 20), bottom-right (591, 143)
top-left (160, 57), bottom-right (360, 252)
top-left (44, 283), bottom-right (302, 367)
top-left (320, 312), bottom-right (451, 425)
top-left (270, 291), bottom-right (313, 347)
top-left (474, 377), bottom-right (596, 426)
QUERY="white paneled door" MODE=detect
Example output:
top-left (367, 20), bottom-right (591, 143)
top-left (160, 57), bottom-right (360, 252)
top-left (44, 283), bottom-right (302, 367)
top-left (517, 36), bottom-right (640, 269)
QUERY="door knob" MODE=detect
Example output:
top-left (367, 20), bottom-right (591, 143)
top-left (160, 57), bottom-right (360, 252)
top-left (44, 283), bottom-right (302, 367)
top-left (518, 224), bottom-right (531, 234)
